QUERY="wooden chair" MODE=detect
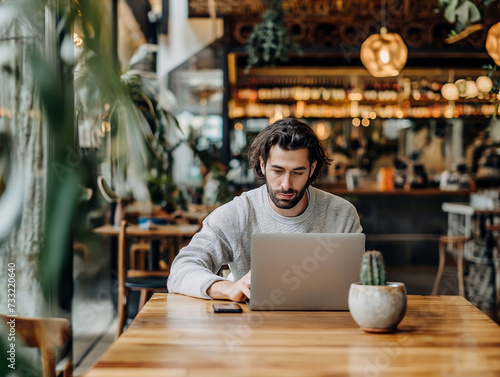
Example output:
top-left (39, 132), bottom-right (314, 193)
top-left (117, 220), bottom-right (169, 338)
top-left (130, 239), bottom-right (150, 270)
top-left (0, 315), bottom-right (72, 377)
top-left (432, 235), bottom-right (469, 296)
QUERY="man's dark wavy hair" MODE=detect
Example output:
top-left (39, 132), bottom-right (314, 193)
top-left (247, 117), bottom-right (332, 183)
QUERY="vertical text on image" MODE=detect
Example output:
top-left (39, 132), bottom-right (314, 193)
top-left (6, 262), bottom-right (17, 370)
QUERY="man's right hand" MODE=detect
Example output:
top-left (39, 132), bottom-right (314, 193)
top-left (207, 270), bottom-right (251, 302)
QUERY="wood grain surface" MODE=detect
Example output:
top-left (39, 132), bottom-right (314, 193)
top-left (85, 294), bottom-right (500, 377)
top-left (93, 224), bottom-right (200, 238)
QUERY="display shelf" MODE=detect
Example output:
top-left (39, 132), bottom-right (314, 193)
top-left (228, 63), bottom-right (497, 119)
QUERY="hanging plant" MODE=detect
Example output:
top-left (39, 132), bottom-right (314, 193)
top-left (245, 0), bottom-right (301, 72)
top-left (436, 0), bottom-right (498, 43)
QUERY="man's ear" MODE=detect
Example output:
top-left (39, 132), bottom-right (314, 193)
top-left (310, 161), bottom-right (317, 178)
top-left (259, 157), bottom-right (266, 176)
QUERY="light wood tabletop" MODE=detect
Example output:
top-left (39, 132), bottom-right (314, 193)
top-left (85, 293), bottom-right (500, 377)
top-left (93, 224), bottom-right (200, 238)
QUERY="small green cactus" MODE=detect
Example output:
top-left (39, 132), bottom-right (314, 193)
top-left (360, 251), bottom-right (387, 285)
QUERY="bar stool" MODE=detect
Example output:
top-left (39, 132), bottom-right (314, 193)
top-left (432, 235), bottom-right (469, 296)
top-left (486, 224), bottom-right (500, 321)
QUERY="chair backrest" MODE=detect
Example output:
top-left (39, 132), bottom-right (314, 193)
top-left (118, 220), bottom-right (129, 292)
top-left (0, 314), bottom-right (71, 377)
top-left (117, 220), bottom-right (172, 278)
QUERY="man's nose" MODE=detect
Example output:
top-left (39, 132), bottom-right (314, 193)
top-left (281, 174), bottom-right (292, 191)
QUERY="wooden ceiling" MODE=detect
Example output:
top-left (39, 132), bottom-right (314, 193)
top-left (189, 0), bottom-right (500, 66)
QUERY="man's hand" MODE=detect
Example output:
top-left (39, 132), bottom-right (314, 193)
top-left (207, 270), bottom-right (251, 302)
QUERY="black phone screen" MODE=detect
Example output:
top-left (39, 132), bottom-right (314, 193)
top-left (213, 303), bottom-right (243, 313)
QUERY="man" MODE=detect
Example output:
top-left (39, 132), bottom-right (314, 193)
top-left (167, 118), bottom-right (362, 301)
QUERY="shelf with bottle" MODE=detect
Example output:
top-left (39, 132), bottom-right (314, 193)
top-left (230, 67), bottom-right (497, 119)
top-left (228, 98), bottom-right (499, 119)
top-left (234, 77), bottom-right (401, 103)
top-left (234, 79), bottom-right (494, 105)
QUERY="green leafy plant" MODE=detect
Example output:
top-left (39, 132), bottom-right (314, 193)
top-left (245, 0), bottom-right (301, 72)
top-left (360, 251), bottom-right (387, 285)
top-left (436, 0), bottom-right (498, 40)
top-left (438, 0), bottom-right (481, 33)
top-left (482, 64), bottom-right (500, 116)
top-left (147, 173), bottom-right (187, 212)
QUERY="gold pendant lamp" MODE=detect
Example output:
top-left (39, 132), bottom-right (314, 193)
top-left (486, 22), bottom-right (500, 66)
top-left (360, 27), bottom-right (408, 78)
top-left (360, 0), bottom-right (408, 78)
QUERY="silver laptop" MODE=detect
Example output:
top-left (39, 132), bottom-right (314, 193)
top-left (249, 233), bottom-right (365, 311)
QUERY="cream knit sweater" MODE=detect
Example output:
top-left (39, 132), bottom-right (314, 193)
top-left (167, 184), bottom-right (362, 299)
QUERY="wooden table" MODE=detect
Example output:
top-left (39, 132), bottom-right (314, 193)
top-left (93, 224), bottom-right (200, 238)
top-left (85, 293), bottom-right (500, 377)
top-left (93, 224), bottom-right (200, 270)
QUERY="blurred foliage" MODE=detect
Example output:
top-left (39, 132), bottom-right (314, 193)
top-left (147, 173), bottom-right (188, 212)
top-left (482, 64), bottom-right (500, 116)
top-left (120, 69), bottom-right (182, 179)
top-left (188, 136), bottom-right (233, 206)
top-left (436, 0), bottom-right (497, 36)
top-left (245, 0), bottom-right (301, 72)
top-left (0, 0), bottom-right (159, 310)
top-left (206, 164), bottom-right (233, 205)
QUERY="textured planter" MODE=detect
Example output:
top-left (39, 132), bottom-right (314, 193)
top-left (348, 282), bottom-right (407, 333)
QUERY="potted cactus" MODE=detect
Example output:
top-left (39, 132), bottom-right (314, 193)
top-left (348, 251), bottom-right (407, 333)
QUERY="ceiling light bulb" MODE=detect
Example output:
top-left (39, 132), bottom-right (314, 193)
top-left (379, 48), bottom-right (390, 64)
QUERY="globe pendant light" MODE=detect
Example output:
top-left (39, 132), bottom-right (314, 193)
top-left (486, 22), bottom-right (500, 66)
top-left (361, 27), bottom-right (408, 78)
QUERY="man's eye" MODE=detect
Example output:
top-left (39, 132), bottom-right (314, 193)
top-left (293, 171), bottom-right (304, 176)
top-left (272, 170), bottom-right (283, 174)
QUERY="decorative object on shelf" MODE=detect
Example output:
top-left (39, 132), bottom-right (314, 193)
top-left (436, 0), bottom-right (490, 43)
top-left (348, 251), bottom-right (407, 333)
top-left (476, 75), bottom-right (493, 93)
top-left (244, 0), bottom-right (301, 72)
top-left (441, 82), bottom-right (460, 100)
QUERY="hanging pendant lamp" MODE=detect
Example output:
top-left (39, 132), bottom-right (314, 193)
top-left (360, 27), bottom-right (408, 78)
top-left (486, 22), bottom-right (500, 66)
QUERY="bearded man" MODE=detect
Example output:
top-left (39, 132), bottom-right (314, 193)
top-left (168, 117), bottom-right (362, 301)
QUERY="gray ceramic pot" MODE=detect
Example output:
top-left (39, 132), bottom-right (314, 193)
top-left (348, 282), bottom-right (407, 333)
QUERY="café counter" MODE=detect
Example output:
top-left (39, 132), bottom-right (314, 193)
top-left (317, 185), bottom-right (471, 267)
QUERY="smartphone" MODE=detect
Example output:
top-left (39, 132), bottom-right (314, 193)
top-left (213, 303), bottom-right (243, 313)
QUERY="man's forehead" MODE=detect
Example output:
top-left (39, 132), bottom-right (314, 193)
top-left (266, 146), bottom-right (310, 164)
top-left (268, 145), bottom-right (308, 156)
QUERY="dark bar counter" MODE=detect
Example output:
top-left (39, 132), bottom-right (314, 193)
top-left (318, 185), bottom-right (471, 293)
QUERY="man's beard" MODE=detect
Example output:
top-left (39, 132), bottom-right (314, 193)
top-left (266, 180), bottom-right (309, 210)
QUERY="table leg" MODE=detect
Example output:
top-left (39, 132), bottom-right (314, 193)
top-left (494, 245), bottom-right (500, 322)
top-left (149, 240), bottom-right (160, 271)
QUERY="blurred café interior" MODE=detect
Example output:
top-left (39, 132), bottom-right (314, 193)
top-left (2, 0), bottom-right (500, 375)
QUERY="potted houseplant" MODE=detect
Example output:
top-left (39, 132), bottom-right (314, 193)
top-left (348, 251), bottom-right (407, 333)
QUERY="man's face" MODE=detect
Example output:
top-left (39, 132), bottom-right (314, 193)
top-left (260, 145), bottom-right (317, 212)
